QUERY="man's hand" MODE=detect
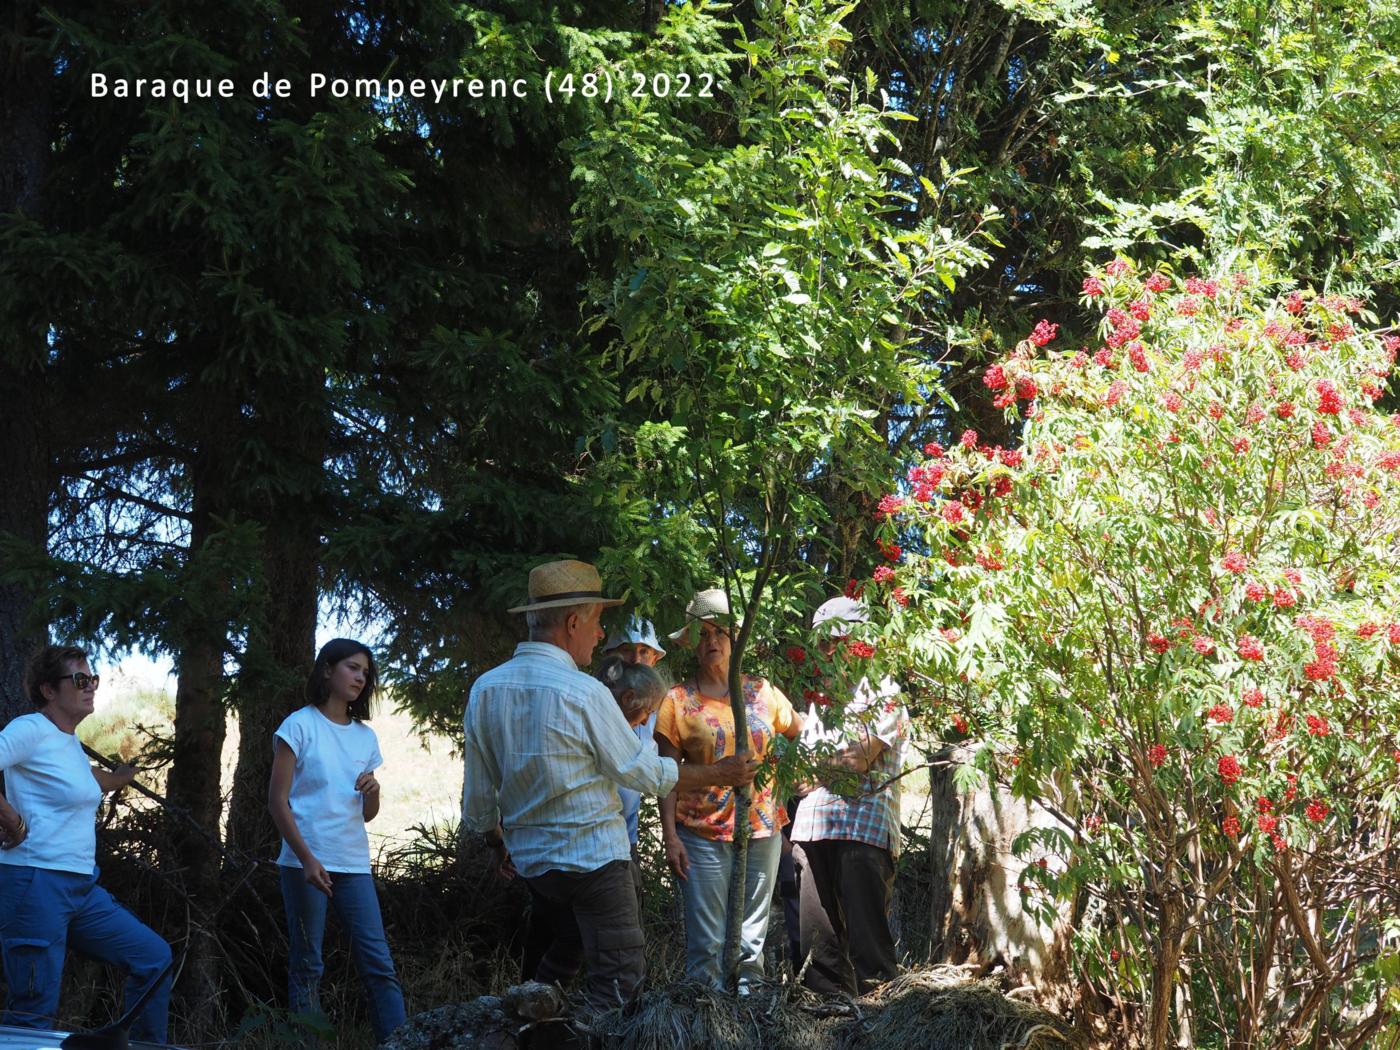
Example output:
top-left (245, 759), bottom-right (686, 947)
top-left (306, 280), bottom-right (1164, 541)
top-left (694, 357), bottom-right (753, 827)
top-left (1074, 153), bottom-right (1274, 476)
top-left (483, 826), bottom-right (515, 880)
top-left (710, 754), bottom-right (761, 787)
top-left (354, 771), bottom-right (380, 800)
top-left (664, 834), bottom-right (690, 881)
top-left (493, 846), bottom-right (518, 881)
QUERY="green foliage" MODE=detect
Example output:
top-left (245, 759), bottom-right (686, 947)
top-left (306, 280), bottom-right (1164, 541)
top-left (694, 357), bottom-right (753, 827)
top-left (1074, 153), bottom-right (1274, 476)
top-left (0, 0), bottom-right (662, 745)
top-left (571, 0), bottom-right (1000, 987)
top-left (833, 0), bottom-right (1400, 468)
top-left (575, 0), bottom-right (994, 623)
top-left (232, 1003), bottom-right (338, 1048)
top-left (1174, 1), bottom-right (1400, 279)
top-left (3, 0), bottom-right (1399, 1032)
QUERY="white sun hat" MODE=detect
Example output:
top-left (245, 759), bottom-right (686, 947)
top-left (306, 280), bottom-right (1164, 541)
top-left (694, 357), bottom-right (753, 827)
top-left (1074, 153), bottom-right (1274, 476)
top-left (604, 618), bottom-right (667, 658)
top-left (667, 588), bottom-right (733, 643)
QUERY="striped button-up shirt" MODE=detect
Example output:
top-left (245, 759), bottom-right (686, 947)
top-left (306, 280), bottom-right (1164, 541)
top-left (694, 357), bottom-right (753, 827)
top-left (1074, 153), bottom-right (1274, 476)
top-left (791, 678), bottom-right (909, 856)
top-left (462, 642), bottom-right (679, 879)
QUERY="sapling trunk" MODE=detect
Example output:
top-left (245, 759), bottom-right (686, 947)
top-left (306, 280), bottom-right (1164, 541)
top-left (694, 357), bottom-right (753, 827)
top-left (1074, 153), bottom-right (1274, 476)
top-left (720, 569), bottom-right (773, 990)
top-left (721, 651), bottom-right (751, 989)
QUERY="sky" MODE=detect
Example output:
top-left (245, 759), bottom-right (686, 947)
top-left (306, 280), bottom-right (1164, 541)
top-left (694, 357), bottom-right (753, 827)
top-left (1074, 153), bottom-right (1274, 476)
top-left (103, 606), bottom-right (364, 704)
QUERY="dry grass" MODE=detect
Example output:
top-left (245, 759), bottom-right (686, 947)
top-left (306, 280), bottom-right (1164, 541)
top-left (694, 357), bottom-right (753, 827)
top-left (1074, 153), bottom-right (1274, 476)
top-left (79, 686), bottom-right (175, 769)
top-left (363, 708), bottom-right (464, 855)
top-left (592, 968), bottom-right (1085, 1050)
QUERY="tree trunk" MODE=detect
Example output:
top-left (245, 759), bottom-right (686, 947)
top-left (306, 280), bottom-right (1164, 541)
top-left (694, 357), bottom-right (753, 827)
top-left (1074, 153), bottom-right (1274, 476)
top-left (225, 515), bottom-right (320, 861)
top-left (721, 625), bottom-right (753, 990)
top-left (0, 2), bottom-right (54, 728)
top-left (1147, 896), bottom-right (1186, 1050)
top-left (224, 374), bottom-right (327, 862)
top-left (926, 746), bottom-right (1078, 1009)
top-left (0, 364), bottom-right (49, 727)
top-left (719, 564), bottom-right (775, 989)
top-left (164, 483), bottom-right (232, 1025)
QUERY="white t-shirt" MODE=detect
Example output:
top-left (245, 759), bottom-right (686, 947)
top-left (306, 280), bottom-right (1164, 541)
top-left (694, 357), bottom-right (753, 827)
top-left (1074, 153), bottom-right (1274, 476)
top-left (273, 705), bottom-right (383, 874)
top-left (0, 712), bottom-right (103, 874)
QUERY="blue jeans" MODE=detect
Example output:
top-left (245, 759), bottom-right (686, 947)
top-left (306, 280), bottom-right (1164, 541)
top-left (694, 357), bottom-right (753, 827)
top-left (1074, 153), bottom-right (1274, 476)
top-left (0, 865), bottom-right (171, 1042)
top-left (676, 829), bottom-right (782, 989)
top-left (280, 866), bottom-right (406, 1043)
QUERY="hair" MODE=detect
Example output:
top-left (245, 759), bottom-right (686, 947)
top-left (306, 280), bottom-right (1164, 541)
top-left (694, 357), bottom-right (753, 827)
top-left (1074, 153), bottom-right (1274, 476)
top-left (305, 638), bottom-right (378, 721)
top-left (25, 644), bottom-right (89, 708)
top-left (595, 655), bottom-right (669, 721)
top-left (526, 602), bottom-right (600, 636)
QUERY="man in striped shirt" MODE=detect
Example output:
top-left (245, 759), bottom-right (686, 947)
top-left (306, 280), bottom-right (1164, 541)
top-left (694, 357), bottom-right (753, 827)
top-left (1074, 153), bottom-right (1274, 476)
top-left (462, 561), bottom-right (756, 1011)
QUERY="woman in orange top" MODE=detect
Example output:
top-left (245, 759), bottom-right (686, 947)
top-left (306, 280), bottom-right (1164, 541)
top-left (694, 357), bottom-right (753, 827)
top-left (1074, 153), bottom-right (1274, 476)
top-left (656, 589), bottom-right (802, 990)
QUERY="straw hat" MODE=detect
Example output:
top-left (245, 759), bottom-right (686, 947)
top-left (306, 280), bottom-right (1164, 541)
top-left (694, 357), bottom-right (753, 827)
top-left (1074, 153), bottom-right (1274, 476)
top-left (507, 560), bottom-right (625, 614)
top-left (604, 618), bottom-right (667, 658)
top-left (812, 595), bottom-right (869, 636)
top-left (668, 588), bottom-right (733, 643)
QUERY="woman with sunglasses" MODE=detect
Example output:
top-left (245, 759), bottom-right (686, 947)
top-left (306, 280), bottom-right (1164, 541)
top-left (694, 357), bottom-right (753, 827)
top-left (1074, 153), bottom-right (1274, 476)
top-left (267, 638), bottom-right (406, 1044)
top-left (0, 644), bottom-right (171, 1040)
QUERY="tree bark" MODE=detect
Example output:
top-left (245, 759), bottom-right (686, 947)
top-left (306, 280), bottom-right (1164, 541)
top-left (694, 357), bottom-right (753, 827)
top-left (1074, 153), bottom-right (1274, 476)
top-left (1147, 896), bottom-right (1186, 1050)
top-left (164, 476), bottom-right (233, 1023)
top-left (0, 2), bottom-right (54, 728)
top-left (0, 369), bottom-right (49, 727)
top-left (721, 609), bottom-right (755, 990)
top-left (224, 372), bottom-right (327, 862)
top-left (226, 520), bottom-right (319, 861)
top-left (926, 746), bottom-right (1078, 1008)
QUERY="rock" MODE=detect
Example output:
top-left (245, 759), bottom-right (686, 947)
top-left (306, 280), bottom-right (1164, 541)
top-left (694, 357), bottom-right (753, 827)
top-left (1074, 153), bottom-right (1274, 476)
top-left (382, 997), bottom-right (516, 1050)
top-left (503, 981), bottom-right (564, 1021)
top-left (384, 983), bottom-right (570, 1050)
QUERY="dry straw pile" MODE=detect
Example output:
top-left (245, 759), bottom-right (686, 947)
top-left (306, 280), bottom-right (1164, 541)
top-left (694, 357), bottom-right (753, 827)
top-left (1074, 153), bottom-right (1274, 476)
top-left (384, 967), bottom-right (1083, 1049)
top-left (590, 967), bottom-right (1083, 1050)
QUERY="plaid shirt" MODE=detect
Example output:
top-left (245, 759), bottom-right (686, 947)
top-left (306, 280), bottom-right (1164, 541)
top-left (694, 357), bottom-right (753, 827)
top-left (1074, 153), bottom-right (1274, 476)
top-left (462, 642), bottom-right (678, 879)
top-left (791, 678), bottom-right (909, 856)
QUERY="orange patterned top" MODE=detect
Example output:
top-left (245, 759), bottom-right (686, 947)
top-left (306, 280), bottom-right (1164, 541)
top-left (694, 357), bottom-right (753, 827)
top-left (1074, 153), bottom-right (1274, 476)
top-left (655, 675), bottom-right (798, 841)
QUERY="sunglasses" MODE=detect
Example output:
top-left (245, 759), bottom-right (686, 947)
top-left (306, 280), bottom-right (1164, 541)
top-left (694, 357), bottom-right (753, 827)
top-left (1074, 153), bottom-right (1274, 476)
top-left (54, 672), bottom-right (100, 690)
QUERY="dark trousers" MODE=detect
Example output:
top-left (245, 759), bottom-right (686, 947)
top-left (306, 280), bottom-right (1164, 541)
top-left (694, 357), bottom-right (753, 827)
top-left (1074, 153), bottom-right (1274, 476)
top-left (778, 833), bottom-right (801, 968)
top-left (523, 859), bottom-right (645, 1012)
top-left (521, 886), bottom-right (576, 986)
top-left (795, 839), bottom-right (898, 995)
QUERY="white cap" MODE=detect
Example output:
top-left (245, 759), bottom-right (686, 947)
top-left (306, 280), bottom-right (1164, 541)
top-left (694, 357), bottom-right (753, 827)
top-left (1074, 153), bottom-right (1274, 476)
top-left (812, 596), bottom-right (869, 636)
top-left (604, 617), bottom-right (667, 658)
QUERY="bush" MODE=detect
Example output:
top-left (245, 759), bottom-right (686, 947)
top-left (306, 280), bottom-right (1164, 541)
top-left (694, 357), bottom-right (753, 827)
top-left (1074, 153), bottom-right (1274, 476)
top-left (871, 261), bottom-right (1400, 1047)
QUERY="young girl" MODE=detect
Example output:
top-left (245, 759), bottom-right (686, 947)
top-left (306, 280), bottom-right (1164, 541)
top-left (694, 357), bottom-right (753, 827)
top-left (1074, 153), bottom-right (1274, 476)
top-left (268, 638), bottom-right (406, 1043)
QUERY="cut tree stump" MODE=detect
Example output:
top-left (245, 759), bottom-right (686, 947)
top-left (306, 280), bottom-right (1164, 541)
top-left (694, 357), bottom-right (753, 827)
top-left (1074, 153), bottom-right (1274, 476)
top-left (926, 744), bottom-right (1081, 1011)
